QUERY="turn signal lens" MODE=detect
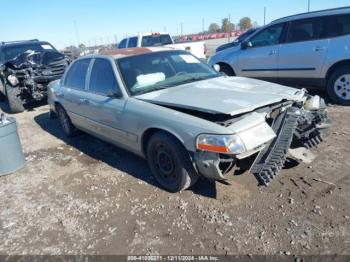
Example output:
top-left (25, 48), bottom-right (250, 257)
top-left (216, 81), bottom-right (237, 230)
top-left (197, 144), bottom-right (230, 153)
top-left (196, 134), bottom-right (246, 155)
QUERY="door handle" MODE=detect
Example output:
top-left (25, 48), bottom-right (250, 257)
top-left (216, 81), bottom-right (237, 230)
top-left (314, 46), bottom-right (325, 52)
top-left (55, 92), bottom-right (64, 98)
top-left (268, 50), bottom-right (277, 55)
top-left (78, 98), bottom-right (90, 105)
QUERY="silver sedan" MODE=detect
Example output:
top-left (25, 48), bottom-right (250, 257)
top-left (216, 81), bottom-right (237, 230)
top-left (48, 47), bottom-right (331, 192)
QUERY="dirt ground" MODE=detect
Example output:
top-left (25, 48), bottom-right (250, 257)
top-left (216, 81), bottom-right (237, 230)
top-left (0, 97), bottom-right (349, 256)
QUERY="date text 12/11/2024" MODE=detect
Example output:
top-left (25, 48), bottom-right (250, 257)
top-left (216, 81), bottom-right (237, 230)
top-left (127, 255), bottom-right (220, 261)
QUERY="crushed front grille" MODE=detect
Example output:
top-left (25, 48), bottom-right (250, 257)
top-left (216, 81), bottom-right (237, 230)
top-left (250, 107), bottom-right (300, 186)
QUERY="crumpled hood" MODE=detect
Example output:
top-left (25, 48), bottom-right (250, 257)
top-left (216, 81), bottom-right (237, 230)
top-left (5, 50), bottom-right (66, 70)
top-left (136, 76), bottom-right (305, 116)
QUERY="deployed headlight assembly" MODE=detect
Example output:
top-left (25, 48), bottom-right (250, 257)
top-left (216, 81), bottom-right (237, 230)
top-left (7, 75), bottom-right (19, 86)
top-left (42, 69), bottom-right (53, 76)
top-left (304, 95), bottom-right (326, 110)
top-left (196, 134), bottom-right (246, 155)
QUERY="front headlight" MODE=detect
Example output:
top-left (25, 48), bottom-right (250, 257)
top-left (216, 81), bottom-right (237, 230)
top-left (196, 134), bottom-right (246, 155)
top-left (7, 75), bottom-right (19, 86)
top-left (304, 95), bottom-right (326, 110)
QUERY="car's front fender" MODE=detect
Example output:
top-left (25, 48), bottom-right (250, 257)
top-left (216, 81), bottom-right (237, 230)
top-left (208, 48), bottom-right (240, 74)
top-left (124, 98), bottom-right (232, 155)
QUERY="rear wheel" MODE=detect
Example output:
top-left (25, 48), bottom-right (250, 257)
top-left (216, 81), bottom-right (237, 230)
top-left (327, 66), bottom-right (350, 106)
top-left (147, 131), bottom-right (199, 193)
top-left (56, 104), bottom-right (77, 137)
top-left (219, 63), bottom-right (235, 76)
top-left (5, 84), bottom-right (24, 113)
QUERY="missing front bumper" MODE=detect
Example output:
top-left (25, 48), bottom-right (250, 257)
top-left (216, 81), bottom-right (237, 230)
top-left (193, 103), bottom-right (331, 185)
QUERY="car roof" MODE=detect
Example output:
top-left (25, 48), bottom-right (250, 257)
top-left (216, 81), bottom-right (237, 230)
top-left (270, 6), bottom-right (350, 24)
top-left (0, 40), bottom-right (51, 48)
top-left (98, 46), bottom-right (177, 59)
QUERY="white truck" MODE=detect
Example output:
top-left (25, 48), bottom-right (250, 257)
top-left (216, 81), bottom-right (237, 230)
top-left (117, 32), bottom-right (207, 59)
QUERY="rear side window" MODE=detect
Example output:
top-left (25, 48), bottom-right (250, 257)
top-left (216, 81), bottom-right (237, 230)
top-left (64, 59), bottom-right (90, 90)
top-left (118, 39), bottom-right (127, 49)
top-left (89, 58), bottom-right (119, 95)
top-left (286, 18), bottom-right (322, 43)
top-left (128, 37), bottom-right (138, 48)
top-left (323, 14), bottom-right (350, 38)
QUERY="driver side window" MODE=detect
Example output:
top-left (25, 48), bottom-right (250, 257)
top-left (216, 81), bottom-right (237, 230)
top-left (118, 39), bottom-right (127, 49)
top-left (249, 24), bottom-right (284, 48)
top-left (89, 58), bottom-right (120, 96)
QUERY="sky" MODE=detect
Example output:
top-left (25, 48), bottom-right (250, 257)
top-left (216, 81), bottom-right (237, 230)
top-left (1, 0), bottom-right (349, 49)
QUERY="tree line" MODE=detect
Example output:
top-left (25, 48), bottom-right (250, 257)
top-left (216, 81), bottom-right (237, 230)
top-left (208, 17), bottom-right (255, 33)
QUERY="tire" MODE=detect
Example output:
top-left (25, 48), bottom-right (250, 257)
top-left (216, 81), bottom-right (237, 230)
top-left (147, 131), bottom-right (199, 193)
top-left (56, 104), bottom-right (77, 137)
top-left (49, 109), bottom-right (57, 119)
top-left (326, 66), bottom-right (350, 106)
top-left (0, 81), bottom-right (6, 101)
top-left (5, 84), bottom-right (24, 113)
top-left (219, 63), bottom-right (235, 76)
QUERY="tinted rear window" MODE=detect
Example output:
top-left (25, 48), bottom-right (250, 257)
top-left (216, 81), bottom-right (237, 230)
top-left (286, 14), bottom-right (350, 43)
top-left (65, 59), bottom-right (90, 90)
top-left (141, 34), bottom-right (173, 47)
top-left (323, 14), bottom-right (350, 38)
top-left (286, 18), bottom-right (321, 43)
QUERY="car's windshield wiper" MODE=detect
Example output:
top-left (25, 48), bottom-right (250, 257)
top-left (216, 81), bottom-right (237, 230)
top-left (177, 75), bottom-right (218, 85)
top-left (134, 75), bottom-right (218, 96)
top-left (134, 85), bottom-right (174, 96)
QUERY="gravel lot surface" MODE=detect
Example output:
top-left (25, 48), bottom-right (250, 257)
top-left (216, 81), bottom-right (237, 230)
top-left (0, 92), bottom-right (349, 255)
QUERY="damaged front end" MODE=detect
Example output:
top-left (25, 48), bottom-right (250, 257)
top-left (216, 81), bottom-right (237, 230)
top-left (193, 95), bottom-right (331, 185)
top-left (1, 50), bottom-right (68, 103)
top-left (251, 98), bottom-right (331, 185)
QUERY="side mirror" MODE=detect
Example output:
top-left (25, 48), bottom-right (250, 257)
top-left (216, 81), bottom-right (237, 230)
top-left (241, 41), bottom-right (253, 50)
top-left (107, 89), bottom-right (121, 98)
top-left (213, 64), bottom-right (221, 72)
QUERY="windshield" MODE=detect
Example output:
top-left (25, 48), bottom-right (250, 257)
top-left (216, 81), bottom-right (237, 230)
top-left (3, 43), bottom-right (54, 61)
top-left (117, 51), bottom-right (219, 96)
top-left (141, 34), bottom-right (173, 47)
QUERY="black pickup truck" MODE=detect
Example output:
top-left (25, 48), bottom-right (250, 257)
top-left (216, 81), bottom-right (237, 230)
top-left (0, 40), bottom-right (68, 113)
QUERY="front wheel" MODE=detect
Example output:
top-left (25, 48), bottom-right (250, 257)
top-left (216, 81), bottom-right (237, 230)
top-left (327, 66), bottom-right (350, 106)
top-left (147, 132), bottom-right (199, 193)
top-left (5, 85), bottom-right (24, 113)
top-left (219, 64), bottom-right (235, 76)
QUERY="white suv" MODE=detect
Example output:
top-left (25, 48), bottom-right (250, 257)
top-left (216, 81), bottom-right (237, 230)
top-left (209, 7), bottom-right (350, 105)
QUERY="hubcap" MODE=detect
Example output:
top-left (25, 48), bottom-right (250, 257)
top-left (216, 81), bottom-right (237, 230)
top-left (154, 144), bottom-right (176, 182)
top-left (334, 74), bottom-right (350, 100)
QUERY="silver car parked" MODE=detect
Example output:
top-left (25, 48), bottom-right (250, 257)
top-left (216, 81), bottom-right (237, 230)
top-left (209, 7), bottom-right (350, 105)
top-left (48, 47), bottom-right (331, 192)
